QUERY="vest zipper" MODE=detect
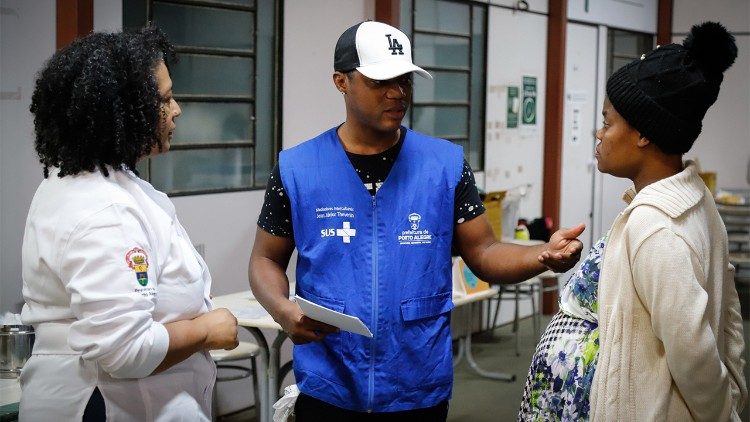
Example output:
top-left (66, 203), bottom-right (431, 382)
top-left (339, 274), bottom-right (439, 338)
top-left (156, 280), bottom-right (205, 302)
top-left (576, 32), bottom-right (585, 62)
top-left (368, 195), bottom-right (378, 412)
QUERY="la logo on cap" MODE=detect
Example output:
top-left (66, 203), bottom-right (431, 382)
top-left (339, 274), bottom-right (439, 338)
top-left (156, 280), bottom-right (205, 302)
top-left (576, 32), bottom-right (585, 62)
top-left (386, 34), bottom-right (404, 55)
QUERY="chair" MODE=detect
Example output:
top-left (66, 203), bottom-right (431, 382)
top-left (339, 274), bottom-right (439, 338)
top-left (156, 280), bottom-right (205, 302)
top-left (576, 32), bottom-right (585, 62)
top-left (489, 277), bottom-right (542, 356)
top-left (210, 341), bottom-right (261, 421)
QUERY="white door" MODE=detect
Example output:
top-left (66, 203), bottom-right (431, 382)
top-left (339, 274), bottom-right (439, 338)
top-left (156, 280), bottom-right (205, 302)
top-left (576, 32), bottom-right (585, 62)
top-left (560, 23), bottom-right (599, 259)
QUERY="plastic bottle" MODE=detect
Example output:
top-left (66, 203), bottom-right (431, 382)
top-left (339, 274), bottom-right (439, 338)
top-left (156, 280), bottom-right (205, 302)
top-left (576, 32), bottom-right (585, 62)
top-left (514, 219), bottom-right (530, 241)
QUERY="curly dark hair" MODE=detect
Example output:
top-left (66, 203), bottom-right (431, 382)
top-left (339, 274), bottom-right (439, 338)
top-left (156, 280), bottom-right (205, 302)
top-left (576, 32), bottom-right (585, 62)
top-left (30, 26), bottom-right (175, 178)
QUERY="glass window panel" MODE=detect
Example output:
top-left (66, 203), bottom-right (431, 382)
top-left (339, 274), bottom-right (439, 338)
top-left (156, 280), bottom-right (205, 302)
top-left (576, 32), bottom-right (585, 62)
top-left (254, 153), bottom-right (272, 189)
top-left (402, 113), bottom-right (411, 128)
top-left (468, 147), bottom-right (482, 171)
top-left (639, 36), bottom-right (654, 53)
top-left (400, 0), bottom-right (413, 36)
top-left (470, 5), bottom-right (486, 170)
top-left (611, 31), bottom-right (640, 55)
top-left (153, 2), bottom-right (254, 50)
top-left (414, 0), bottom-right (470, 35)
top-left (412, 106), bottom-right (468, 138)
top-left (123, 0), bottom-right (147, 31)
top-left (409, 1), bottom-right (486, 170)
top-left (608, 30), bottom-right (653, 76)
top-left (150, 148), bottom-right (254, 193)
top-left (124, 0), bottom-right (279, 195)
top-left (171, 102), bottom-right (253, 144)
top-left (414, 71), bottom-right (468, 102)
top-left (171, 54), bottom-right (253, 96)
top-left (611, 57), bottom-right (632, 75)
top-left (254, 0), bottom-right (276, 186)
top-left (414, 34), bottom-right (469, 69)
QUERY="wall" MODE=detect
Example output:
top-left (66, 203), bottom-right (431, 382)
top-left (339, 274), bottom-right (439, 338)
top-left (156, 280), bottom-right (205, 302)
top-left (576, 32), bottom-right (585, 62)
top-left (673, 0), bottom-right (750, 190)
top-left (481, 0), bottom-right (659, 233)
top-left (93, 0), bottom-right (121, 31)
top-left (282, 0), bottom-right (373, 148)
top-left (568, 0), bottom-right (657, 33)
top-left (0, 0), bottom-right (54, 313)
top-left (483, 6), bottom-right (548, 223)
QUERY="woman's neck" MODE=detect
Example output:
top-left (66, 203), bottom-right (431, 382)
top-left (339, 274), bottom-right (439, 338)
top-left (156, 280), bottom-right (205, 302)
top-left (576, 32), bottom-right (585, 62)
top-left (632, 153), bottom-right (684, 192)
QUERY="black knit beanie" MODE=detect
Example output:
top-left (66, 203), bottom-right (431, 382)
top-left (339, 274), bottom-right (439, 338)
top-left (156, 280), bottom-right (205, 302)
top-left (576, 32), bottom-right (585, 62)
top-left (606, 22), bottom-right (738, 154)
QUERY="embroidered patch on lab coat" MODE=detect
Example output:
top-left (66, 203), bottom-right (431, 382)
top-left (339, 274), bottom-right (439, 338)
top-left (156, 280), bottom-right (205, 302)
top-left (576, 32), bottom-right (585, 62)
top-left (125, 247), bottom-right (149, 286)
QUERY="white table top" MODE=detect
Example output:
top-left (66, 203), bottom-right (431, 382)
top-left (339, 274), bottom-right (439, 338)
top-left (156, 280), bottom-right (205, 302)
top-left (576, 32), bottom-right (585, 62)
top-left (452, 285), bottom-right (500, 306)
top-left (212, 291), bottom-right (282, 330)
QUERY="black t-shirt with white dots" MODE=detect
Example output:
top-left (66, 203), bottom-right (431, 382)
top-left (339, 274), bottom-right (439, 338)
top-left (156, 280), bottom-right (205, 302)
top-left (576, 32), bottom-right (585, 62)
top-left (257, 129), bottom-right (485, 238)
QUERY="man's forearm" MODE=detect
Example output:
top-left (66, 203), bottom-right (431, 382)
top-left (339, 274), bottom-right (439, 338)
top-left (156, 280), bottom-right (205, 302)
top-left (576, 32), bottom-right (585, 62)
top-left (474, 241), bottom-right (548, 284)
top-left (249, 256), bottom-right (294, 322)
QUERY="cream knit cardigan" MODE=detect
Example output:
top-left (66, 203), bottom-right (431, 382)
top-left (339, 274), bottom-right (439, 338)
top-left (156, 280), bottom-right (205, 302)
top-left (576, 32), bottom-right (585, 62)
top-left (590, 162), bottom-right (747, 421)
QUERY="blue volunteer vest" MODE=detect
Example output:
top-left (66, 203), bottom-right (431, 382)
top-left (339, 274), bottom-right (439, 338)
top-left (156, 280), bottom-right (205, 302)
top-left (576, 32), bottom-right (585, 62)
top-left (279, 126), bottom-right (464, 412)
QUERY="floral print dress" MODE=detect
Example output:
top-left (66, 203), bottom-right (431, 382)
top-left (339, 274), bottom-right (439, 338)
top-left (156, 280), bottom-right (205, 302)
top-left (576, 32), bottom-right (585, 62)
top-left (518, 235), bottom-right (607, 421)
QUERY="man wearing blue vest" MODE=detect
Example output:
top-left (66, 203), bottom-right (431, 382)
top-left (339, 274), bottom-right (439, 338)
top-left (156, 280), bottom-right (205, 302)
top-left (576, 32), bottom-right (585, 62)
top-left (250, 21), bottom-right (585, 421)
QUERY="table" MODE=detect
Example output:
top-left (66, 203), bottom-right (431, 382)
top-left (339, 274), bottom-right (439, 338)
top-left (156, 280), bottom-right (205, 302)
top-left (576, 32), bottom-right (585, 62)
top-left (214, 287), bottom-right (519, 422)
top-left (452, 286), bottom-right (516, 381)
top-left (212, 292), bottom-right (284, 422)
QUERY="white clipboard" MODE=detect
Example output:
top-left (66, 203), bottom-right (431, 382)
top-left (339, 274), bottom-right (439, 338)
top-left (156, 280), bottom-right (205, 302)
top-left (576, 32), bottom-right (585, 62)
top-left (294, 295), bottom-right (373, 338)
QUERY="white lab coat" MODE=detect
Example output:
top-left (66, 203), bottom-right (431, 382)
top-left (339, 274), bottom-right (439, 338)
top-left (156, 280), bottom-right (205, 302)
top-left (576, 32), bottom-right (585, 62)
top-left (19, 166), bottom-right (216, 421)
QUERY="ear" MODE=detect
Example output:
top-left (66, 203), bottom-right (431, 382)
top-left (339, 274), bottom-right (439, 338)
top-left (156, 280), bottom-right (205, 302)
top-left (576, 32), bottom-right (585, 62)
top-left (333, 72), bottom-right (347, 94)
top-left (636, 135), bottom-right (651, 148)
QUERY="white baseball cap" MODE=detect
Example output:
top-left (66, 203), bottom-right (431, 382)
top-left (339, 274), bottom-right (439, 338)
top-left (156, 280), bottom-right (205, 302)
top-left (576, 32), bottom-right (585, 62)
top-left (334, 21), bottom-right (432, 80)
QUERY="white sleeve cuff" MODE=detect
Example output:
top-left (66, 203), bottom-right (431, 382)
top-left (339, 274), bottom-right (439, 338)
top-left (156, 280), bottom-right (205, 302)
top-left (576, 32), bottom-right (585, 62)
top-left (109, 321), bottom-right (170, 379)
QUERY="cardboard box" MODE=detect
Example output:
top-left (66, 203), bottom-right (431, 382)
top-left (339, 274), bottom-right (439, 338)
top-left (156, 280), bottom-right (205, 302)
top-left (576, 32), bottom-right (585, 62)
top-left (482, 190), bottom-right (506, 240)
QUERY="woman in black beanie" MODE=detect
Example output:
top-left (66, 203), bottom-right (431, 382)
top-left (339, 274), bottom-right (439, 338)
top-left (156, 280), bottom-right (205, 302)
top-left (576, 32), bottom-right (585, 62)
top-left (520, 22), bottom-right (746, 421)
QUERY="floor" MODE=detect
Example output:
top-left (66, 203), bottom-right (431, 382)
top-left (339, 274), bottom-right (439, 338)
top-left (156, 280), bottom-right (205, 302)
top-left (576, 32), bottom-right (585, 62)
top-left (222, 315), bottom-right (750, 422)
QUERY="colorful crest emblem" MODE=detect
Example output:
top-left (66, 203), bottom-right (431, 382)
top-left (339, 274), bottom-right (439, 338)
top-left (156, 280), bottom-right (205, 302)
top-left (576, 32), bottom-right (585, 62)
top-left (125, 247), bottom-right (149, 286)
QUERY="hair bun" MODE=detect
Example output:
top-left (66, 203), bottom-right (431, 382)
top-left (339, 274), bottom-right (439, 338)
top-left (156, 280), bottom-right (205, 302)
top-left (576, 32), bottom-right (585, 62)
top-left (683, 21), bottom-right (738, 75)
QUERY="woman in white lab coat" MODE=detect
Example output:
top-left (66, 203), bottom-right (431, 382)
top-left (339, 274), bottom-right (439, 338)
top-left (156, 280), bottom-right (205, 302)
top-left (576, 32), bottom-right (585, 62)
top-left (19, 27), bottom-right (239, 421)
